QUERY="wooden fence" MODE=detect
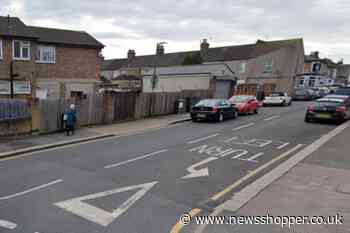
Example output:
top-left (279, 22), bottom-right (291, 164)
top-left (36, 90), bottom-right (210, 133)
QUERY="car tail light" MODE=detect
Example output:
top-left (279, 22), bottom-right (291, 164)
top-left (336, 106), bottom-right (346, 113)
top-left (212, 106), bottom-right (219, 113)
top-left (308, 105), bottom-right (315, 112)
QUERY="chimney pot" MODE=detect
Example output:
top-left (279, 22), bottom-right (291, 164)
top-left (156, 43), bottom-right (165, 56)
top-left (127, 49), bottom-right (136, 61)
top-left (200, 38), bottom-right (210, 61)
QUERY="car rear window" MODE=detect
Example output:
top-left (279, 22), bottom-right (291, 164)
top-left (270, 92), bottom-right (284, 97)
top-left (195, 99), bottom-right (219, 107)
top-left (316, 100), bottom-right (344, 107)
top-left (229, 96), bottom-right (251, 103)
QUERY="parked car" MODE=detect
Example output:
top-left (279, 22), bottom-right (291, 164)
top-left (228, 95), bottom-right (259, 114)
top-left (263, 92), bottom-right (292, 106)
top-left (293, 88), bottom-right (317, 100)
top-left (323, 94), bottom-right (349, 101)
top-left (305, 97), bottom-right (350, 124)
top-left (190, 99), bottom-right (238, 122)
top-left (335, 87), bottom-right (350, 97)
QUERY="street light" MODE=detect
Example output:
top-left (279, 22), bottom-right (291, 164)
top-left (149, 42), bottom-right (167, 117)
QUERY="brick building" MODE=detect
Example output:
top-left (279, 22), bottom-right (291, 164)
top-left (0, 16), bottom-right (104, 99)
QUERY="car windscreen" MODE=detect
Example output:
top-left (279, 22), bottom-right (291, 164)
top-left (335, 88), bottom-right (350, 96)
top-left (229, 96), bottom-right (251, 103)
top-left (269, 92), bottom-right (284, 97)
top-left (295, 90), bottom-right (306, 95)
top-left (316, 100), bottom-right (344, 107)
top-left (195, 99), bottom-right (219, 107)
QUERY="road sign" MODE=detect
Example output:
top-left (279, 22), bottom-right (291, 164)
top-left (54, 181), bottom-right (158, 227)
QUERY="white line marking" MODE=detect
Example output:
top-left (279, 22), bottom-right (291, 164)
top-left (182, 156), bottom-right (218, 179)
top-left (264, 115), bottom-right (280, 121)
top-left (0, 219), bottom-right (17, 229)
top-left (277, 142), bottom-right (290, 150)
top-left (187, 134), bottom-right (220, 145)
top-left (104, 149), bottom-right (167, 169)
top-left (55, 181), bottom-right (158, 227)
top-left (232, 123), bottom-right (255, 131)
top-left (0, 179), bottom-right (63, 201)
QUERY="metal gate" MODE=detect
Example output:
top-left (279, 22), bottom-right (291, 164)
top-left (214, 80), bottom-right (232, 99)
top-left (113, 92), bottom-right (136, 121)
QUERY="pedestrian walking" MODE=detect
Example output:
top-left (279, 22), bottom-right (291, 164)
top-left (63, 104), bottom-right (77, 136)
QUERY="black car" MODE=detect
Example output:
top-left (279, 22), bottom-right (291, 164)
top-left (191, 99), bottom-right (238, 122)
top-left (305, 97), bottom-right (350, 124)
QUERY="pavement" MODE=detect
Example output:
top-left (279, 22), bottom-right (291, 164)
top-left (0, 113), bottom-right (191, 157)
top-left (0, 102), bottom-right (346, 233)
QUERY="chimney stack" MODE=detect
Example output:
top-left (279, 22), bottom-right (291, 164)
top-left (156, 43), bottom-right (165, 56)
top-left (200, 39), bottom-right (210, 61)
top-left (127, 49), bottom-right (136, 61)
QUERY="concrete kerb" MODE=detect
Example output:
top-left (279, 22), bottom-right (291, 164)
top-left (0, 116), bottom-right (190, 160)
top-left (0, 134), bottom-right (115, 160)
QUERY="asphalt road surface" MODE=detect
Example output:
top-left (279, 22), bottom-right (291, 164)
top-left (0, 101), bottom-right (337, 233)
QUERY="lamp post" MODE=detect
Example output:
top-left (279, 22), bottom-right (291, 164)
top-left (149, 41), bottom-right (167, 116)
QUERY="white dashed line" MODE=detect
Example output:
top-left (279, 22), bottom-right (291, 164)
top-left (187, 134), bottom-right (220, 145)
top-left (0, 179), bottom-right (63, 201)
top-left (104, 149), bottom-right (167, 169)
top-left (264, 115), bottom-right (280, 121)
top-left (232, 123), bottom-right (255, 131)
top-left (0, 219), bottom-right (17, 229)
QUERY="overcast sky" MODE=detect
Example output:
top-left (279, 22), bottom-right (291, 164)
top-left (2, 0), bottom-right (350, 62)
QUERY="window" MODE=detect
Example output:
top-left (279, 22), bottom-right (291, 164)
top-left (312, 63), bottom-right (321, 73)
top-left (264, 61), bottom-right (273, 73)
top-left (0, 40), bottom-right (3, 59)
top-left (309, 77), bottom-right (316, 87)
top-left (13, 40), bottom-right (30, 60)
top-left (36, 46), bottom-right (56, 63)
top-left (239, 62), bottom-right (246, 73)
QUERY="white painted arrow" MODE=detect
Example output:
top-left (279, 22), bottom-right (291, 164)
top-left (0, 219), bottom-right (17, 230)
top-left (182, 157), bottom-right (218, 179)
top-left (54, 181), bottom-right (158, 227)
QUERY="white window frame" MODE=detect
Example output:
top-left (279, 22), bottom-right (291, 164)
top-left (12, 40), bottom-right (31, 60)
top-left (264, 61), bottom-right (273, 73)
top-left (239, 62), bottom-right (246, 74)
top-left (36, 45), bottom-right (56, 64)
top-left (0, 40), bottom-right (3, 60)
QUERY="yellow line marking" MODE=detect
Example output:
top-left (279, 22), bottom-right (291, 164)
top-left (210, 144), bottom-right (303, 201)
top-left (170, 208), bottom-right (201, 233)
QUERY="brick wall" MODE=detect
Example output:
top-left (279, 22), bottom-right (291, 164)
top-left (36, 46), bottom-right (101, 80)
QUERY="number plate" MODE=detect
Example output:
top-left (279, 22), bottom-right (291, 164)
top-left (316, 113), bottom-right (331, 119)
top-left (197, 114), bottom-right (206, 118)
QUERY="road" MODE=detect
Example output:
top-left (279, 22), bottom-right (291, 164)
top-left (0, 102), bottom-right (337, 233)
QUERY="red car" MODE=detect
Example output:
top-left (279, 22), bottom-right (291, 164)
top-left (229, 95), bottom-right (259, 114)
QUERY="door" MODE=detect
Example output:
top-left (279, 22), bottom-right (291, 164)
top-left (214, 80), bottom-right (232, 99)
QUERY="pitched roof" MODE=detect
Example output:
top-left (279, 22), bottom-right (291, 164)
top-left (103, 38), bottom-right (302, 71)
top-left (0, 16), bottom-right (103, 48)
top-left (0, 16), bottom-right (37, 38)
top-left (28, 26), bottom-right (104, 48)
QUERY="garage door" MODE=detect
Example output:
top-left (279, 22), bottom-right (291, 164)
top-left (214, 80), bottom-right (232, 99)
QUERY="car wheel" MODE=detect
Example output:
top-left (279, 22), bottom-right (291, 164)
top-left (304, 116), bottom-right (311, 123)
top-left (218, 113), bottom-right (224, 122)
top-left (281, 101), bottom-right (286, 106)
top-left (233, 111), bottom-right (238, 119)
top-left (288, 101), bottom-right (292, 106)
top-left (254, 108), bottom-right (258, 114)
top-left (192, 117), bottom-right (198, 122)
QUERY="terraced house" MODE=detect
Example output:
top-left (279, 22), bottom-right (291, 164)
top-left (0, 16), bottom-right (104, 99)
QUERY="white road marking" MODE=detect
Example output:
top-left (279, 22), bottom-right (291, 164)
top-left (277, 142), bottom-right (290, 150)
top-left (0, 219), bottom-right (17, 229)
top-left (232, 123), bottom-right (255, 131)
top-left (0, 179), bottom-right (63, 201)
top-left (245, 152), bottom-right (265, 163)
top-left (264, 115), bottom-right (280, 121)
top-left (54, 181), bottom-right (158, 227)
top-left (182, 157), bottom-right (218, 179)
top-left (187, 134), bottom-right (220, 145)
top-left (104, 149), bottom-right (167, 169)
